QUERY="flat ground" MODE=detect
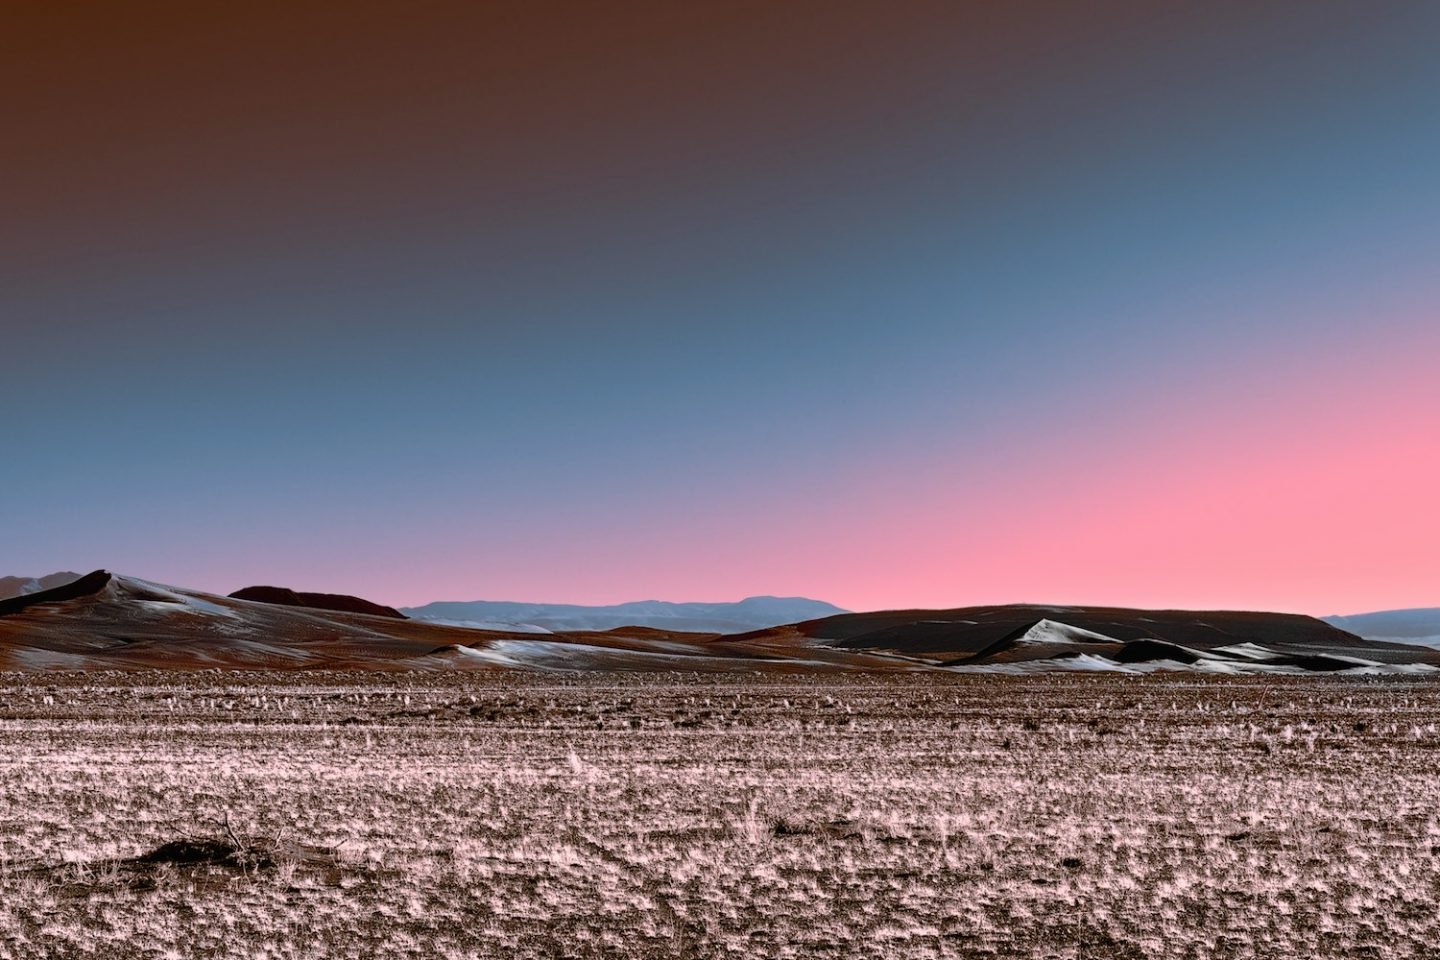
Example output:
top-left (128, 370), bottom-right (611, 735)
top-left (1, 673), bottom-right (1438, 959)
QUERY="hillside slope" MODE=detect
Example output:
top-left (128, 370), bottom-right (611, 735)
top-left (0, 572), bottom-right (871, 672)
top-left (2, 576), bottom-right (1434, 675)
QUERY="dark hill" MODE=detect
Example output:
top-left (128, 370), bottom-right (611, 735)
top-left (229, 586), bottom-right (407, 620)
top-left (735, 603), bottom-right (1415, 661)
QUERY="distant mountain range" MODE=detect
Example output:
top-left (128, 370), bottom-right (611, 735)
top-left (0, 570), bottom-right (1435, 675)
top-left (400, 596), bottom-right (847, 634)
top-left (1324, 609), bottom-right (1440, 648)
top-left (0, 572), bottom-right (82, 601)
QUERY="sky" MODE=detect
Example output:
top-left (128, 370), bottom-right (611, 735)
top-left (4, 1), bottom-right (1438, 614)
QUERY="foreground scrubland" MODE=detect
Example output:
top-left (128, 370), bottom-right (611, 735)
top-left (1, 672), bottom-right (1438, 958)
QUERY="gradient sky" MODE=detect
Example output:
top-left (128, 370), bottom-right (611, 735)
top-left (4, 1), bottom-right (1438, 614)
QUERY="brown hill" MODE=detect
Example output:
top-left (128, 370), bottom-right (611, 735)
top-left (229, 585), bottom-right (407, 620)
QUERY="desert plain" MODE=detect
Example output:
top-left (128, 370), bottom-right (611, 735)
top-left (1, 671), bottom-right (1437, 959)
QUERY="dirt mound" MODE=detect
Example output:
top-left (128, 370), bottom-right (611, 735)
top-left (130, 838), bottom-right (274, 870)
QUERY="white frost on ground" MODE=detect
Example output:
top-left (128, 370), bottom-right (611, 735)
top-left (953, 654), bottom-right (1139, 675)
top-left (450, 639), bottom-right (700, 668)
top-left (10, 648), bottom-right (97, 670)
top-left (1347, 662), bottom-right (1438, 675)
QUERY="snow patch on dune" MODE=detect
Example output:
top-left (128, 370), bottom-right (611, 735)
top-left (1212, 642), bottom-right (1280, 660)
top-left (116, 578), bottom-right (240, 619)
top-left (437, 639), bottom-right (842, 672)
top-left (1012, 619), bottom-right (1118, 645)
top-left (443, 639), bottom-right (707, 670)
top-left (954, 653), bottom-right (1139, 675)
top-left (953, 652), bottom-right (1437, 677)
